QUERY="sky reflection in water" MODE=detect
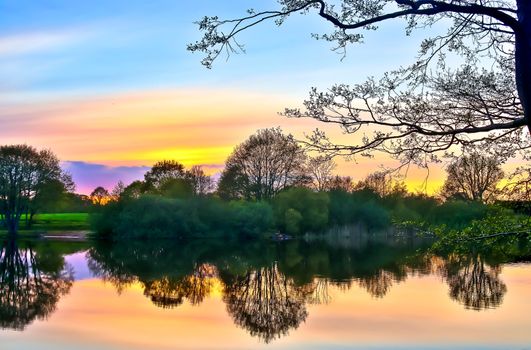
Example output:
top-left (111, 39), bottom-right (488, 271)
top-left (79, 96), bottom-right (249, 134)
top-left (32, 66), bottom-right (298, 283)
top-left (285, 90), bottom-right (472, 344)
top-left (1, 235), bottom-right (530, 350)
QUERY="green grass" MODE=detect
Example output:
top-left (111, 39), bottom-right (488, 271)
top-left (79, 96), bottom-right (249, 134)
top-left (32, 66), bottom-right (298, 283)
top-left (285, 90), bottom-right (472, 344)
top-left (1, 213), bottom-right (90, 237)
top-left (29, 213), bottom-right (90, 230)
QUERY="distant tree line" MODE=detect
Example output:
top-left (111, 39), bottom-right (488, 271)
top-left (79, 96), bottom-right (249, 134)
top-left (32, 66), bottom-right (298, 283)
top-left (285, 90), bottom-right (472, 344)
top-left (87, 128), bottom-right (528, 240)
top-left (1, 128), bottom-right (529, 236)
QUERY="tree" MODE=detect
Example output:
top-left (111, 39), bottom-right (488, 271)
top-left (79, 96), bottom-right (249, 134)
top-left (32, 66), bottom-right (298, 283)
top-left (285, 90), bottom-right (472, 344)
top-left (217, 164), bottom-right (250, 200)
top-left (121, 180), bottom-right (147, 200)
top-left (186, 165), bottom-right (214, 195)
top-left (355, 171), bottom-right (407, 197)
top-left (442, 255), bottom-right (507, 310)
top-left (223, 128), bottom-right (307, 200)
top-left (441, 153), bottom-right (504, 202)
top-left (189, 1), bottom-right (531, 166)
top-left (26, 177), bottom-right (74, 227)
top-left (142, 264), bottom-right (214, 309)
top-left (111, 181), bottom-right (126, 201)
top-left (0, 145), bottom-right (70, 236)
top-left (144, 160), bottom-right (186, 190)
top-left (306, 156), bottom-right (336, 191)
top-left (324, 175), bottom-right (354, 192)
top-left (90, 186), bottom-right (111, 206)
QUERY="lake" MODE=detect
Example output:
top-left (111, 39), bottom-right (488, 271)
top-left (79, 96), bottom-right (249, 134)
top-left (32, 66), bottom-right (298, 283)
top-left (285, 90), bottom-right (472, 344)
top-left (1, 233), bottom-right (530, 349)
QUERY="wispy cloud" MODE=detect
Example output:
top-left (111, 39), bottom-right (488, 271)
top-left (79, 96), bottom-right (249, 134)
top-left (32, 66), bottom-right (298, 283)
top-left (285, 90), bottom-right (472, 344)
top-left (0, 29), bottom-right (91, 57)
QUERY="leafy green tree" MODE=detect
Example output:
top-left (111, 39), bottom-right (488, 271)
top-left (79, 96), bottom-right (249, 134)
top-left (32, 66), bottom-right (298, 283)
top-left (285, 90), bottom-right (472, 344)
top-left (159, 178), bottom-right (194, 199)
top-left (121, 180), bottom-right (148, 200)
top-left (217, 164), bottom-right (251, 200)
top-left (0, 145), bottom-right (70, 236)
top-left (27, 178), bottom-right (73, 227)
top-left (144, 160), bottom-right (186, 190)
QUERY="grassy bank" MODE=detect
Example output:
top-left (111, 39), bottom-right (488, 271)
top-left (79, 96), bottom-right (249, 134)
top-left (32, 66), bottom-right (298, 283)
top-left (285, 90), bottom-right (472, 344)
top-left (0, 213), bottom-right (90, 238)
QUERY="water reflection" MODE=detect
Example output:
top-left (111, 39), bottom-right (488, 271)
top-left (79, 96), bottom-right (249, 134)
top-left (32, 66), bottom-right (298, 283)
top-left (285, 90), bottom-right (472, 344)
top-left (82, 235), bottom-right (521, 342)
top-left (143, 263), bottom-right (215, 308)
top-left (0, 240), bottom-right (73, 330)
top-left (223, 263), bottom-right (308, 343)
top-left (442, 255), bottom-right (507, 310)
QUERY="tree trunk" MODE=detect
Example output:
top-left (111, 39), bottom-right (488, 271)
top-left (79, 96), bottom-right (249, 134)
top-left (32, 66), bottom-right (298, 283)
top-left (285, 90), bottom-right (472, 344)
top-left (516, 0), bottom-right (531, 133)
top-left (6, 216), bottom-right (18, 238)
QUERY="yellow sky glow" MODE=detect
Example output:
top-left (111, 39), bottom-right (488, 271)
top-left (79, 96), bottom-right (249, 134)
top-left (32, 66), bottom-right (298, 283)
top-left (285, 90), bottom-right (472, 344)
top-left (1, 87), bottom-right (458, 193)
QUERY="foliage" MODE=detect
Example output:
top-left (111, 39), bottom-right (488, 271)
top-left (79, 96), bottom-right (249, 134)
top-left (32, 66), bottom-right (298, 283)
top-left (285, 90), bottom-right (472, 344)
top-left (432, 209), bottom-right (531, 257)
top-left (0, 145), bottom-right (72, 235)
top-left (273, 187), bottom-right (330, 235)
top-left (326, 188), bottom-right (390, 229)
top-left (92, 195), bottom-right (275, 240)
top-left (144, 160), bottom-right (186, 190)
top-left (90, 186), bottom-right (111, 206)
top-left (229, 201), bottom-right (275, 237)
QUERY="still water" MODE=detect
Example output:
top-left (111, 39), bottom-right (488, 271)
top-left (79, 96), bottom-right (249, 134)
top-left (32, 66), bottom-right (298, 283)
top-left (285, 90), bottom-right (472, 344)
top-left (1, 234), bottom-right (530, 349)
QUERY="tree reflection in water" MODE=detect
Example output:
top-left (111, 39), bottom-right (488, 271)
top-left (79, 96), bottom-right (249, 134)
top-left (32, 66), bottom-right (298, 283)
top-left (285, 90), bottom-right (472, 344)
top-left (85, 235), bottom-right (524, 342)
top-left (143, 263), bottom-right (215, 308)
top-left (223, 263), bottom-right (308, 343)
top-left (0, 240), bottom-right (73, 330)
top-left (442, 255), bottom-right (507, 310)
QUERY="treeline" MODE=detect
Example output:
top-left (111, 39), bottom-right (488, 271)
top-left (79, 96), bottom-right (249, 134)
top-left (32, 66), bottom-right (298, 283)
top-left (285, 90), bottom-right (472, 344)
top-left (90, 128), bottom-right (507, 239)
top-left (1, 129), bottom-right (529, 237)
top-left (92, 182), bottom-right (494, 239)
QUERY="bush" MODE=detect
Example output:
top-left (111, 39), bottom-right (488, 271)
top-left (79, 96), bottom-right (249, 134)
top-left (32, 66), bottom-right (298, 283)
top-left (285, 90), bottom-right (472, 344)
top-left (284, 208), bottom-right (303, 235)
top-left (431, 200), bottom-right (488, 229)
top-left (229, 201), bottom-right (274, 237)
top-left (273, 187), bottom-right (329, 235)
top-left (115, 196), bottom-right (198, 239)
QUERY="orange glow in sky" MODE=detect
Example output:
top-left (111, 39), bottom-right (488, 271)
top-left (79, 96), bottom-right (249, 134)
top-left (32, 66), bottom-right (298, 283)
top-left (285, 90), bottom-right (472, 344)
top-left (1, 87), bottom-right (450, 193)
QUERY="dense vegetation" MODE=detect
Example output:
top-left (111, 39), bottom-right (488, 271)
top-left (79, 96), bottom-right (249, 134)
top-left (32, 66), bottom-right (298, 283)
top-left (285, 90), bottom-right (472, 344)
top-left (84, 130), bottom-right (525, 240)
top-left (91, 180), bottom-right (529, 241)
top-left (1, 133), bottom-right (529, 243)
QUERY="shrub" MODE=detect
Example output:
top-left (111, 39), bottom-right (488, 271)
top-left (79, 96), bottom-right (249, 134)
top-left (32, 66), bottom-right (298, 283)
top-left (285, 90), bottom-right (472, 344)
top-left (273, 187), bottom-right (329, 234)
top-left (229, 201), bottom-right (274, 237)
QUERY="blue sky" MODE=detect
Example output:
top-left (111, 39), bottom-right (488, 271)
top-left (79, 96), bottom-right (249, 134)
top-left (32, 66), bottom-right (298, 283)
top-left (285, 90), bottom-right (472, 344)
top-left (1, 0), bottom-right (425, 98)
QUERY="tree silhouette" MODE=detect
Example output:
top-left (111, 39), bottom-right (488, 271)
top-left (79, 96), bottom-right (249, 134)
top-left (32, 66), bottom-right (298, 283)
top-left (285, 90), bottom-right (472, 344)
top-left (0, 240), bottom-right (73, 330)
top-left (144, 160), bottom-right (187, 190)
top-left (440, 255), bottom-right (507, 310)
top-left (90, 186), bottom-right (110, 206)
top-left (221, 128), bottom-right (307, 200)
top-left (441, 153), bottom-right (504, 202)
top-left (189, 1), bottom-right (530, 165)
top-left (357, 270), bottom-right (397, 298)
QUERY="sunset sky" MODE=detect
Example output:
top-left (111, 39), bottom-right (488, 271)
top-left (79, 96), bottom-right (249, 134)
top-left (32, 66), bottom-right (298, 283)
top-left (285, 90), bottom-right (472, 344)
top-left (1, 0), bottom-right (457, 193)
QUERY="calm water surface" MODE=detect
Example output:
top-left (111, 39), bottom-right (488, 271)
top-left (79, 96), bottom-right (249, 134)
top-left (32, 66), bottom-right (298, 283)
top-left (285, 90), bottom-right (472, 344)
top-left (1, 234), bottom-right (530, 349)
